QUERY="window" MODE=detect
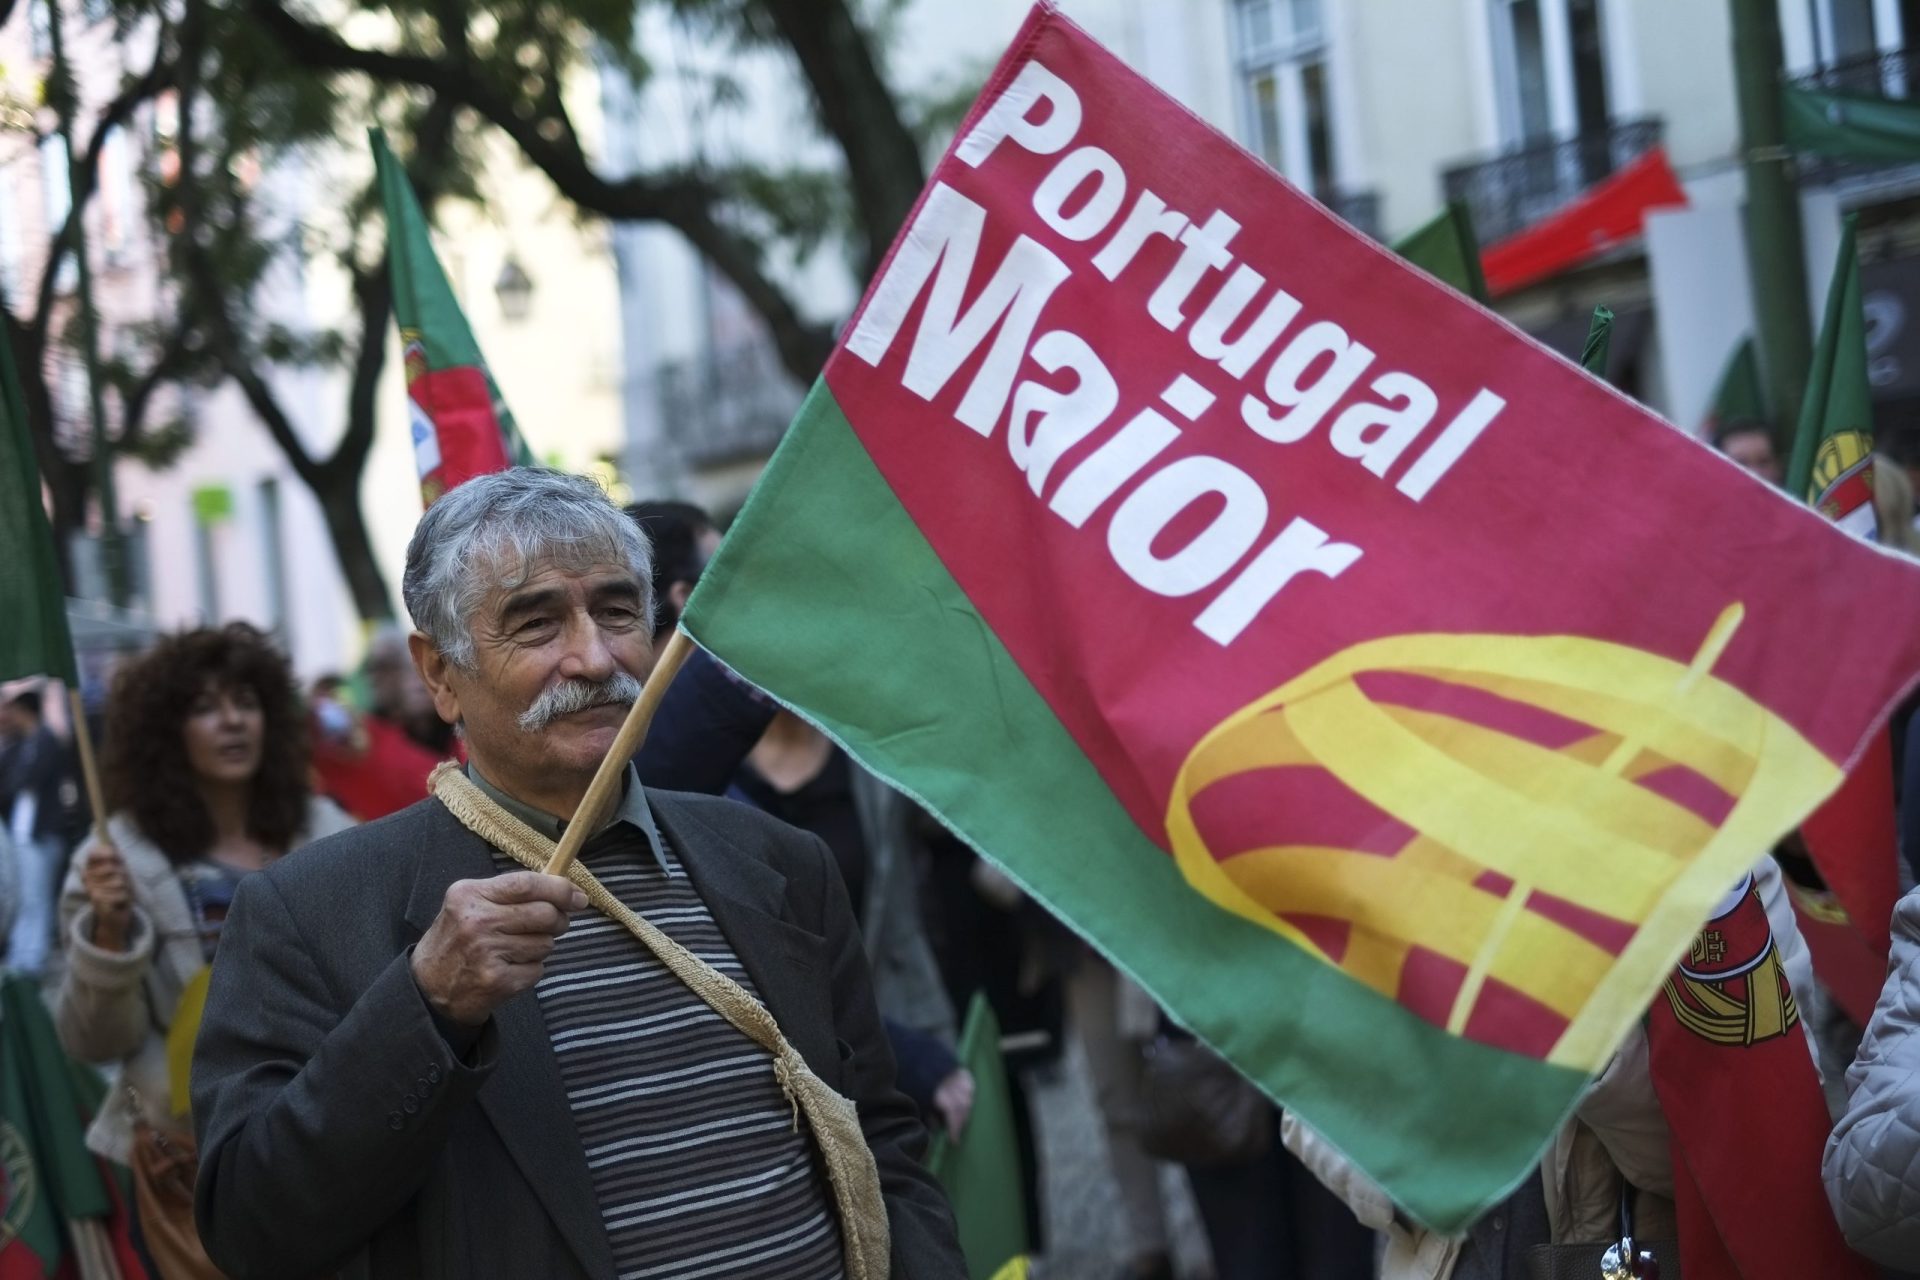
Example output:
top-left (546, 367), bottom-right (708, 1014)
top-left (99, 127), bottom-right (132, 261)
top-left (28, 0), bottom-right (50, 60)
top-left (1488, 0), bottom-right (1614, 147)
top-left (258, 478), bottom-right (287, 639)
top-left (0, 169), bottom-right (23, 299)
top-left (1232, 0), bottom-right (1335, 196)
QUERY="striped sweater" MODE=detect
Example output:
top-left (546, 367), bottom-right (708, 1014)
top-left (475, 769), bottom-right (844, 1280)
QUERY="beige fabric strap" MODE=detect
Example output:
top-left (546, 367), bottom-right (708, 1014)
top-left (427, 764), bottom-right (891, 1279)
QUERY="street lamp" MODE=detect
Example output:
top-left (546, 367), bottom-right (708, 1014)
top-left (494, 253), bottom-right (533, 322)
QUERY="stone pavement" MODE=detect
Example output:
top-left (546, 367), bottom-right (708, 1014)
top-left (1025, 1035), bottom-right (1216, 1280)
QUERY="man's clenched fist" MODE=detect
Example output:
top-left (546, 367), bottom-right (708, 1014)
top-left (411, 872), bottom-right (587, 1026)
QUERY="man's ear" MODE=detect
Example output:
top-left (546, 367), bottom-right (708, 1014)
top-left (407, 632), bottom-right (464, 726)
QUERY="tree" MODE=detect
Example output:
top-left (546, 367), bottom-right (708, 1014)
top-left (25, 0), bottom-right (935, 619)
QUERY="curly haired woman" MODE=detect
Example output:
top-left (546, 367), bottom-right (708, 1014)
top-left (54, 624), bottom-right (351, 1274)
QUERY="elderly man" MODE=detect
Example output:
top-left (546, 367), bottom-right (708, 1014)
top-left (192, 469), bottom-right (964, 1279)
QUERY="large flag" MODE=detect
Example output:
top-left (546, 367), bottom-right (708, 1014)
top-left (1646, 875), bottom-right (1873, 1279)
top-left (1480, 147), bottom-right (1687, 296)
top-left (682, 5), bottom-right (1920, 1230)
top-left (925, 995), bottom-right (1028, 1280)
top-left (372, 130), bottom-right (533, 505)
top-left (1392, 203), bottom-right (1487, 303)
top-left (0, 324), bottom-right (77, 686)
top-left (1784, 85), bottom-right (1920, 164)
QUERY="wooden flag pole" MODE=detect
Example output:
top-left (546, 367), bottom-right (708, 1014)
top-left (67, 687), bottom-right (108, 843)
top-left (543, 628), bottom-right (696, 877)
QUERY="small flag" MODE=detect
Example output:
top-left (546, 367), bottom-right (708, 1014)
top-left (1706, 338), bottom-right (1770, 431)
top-left (1392, 203), bottom-right (1488, 302)
top-left (372, 129), bottom-right (532, 505)
top-left (1788, 214), bottom-right (1877, 538)
top-left (926, 995), bottom-right (1028, 1280)
top-left (0, 974), bottom-right (141, 1279)
top-left (0, 321), bottom-right (77, 685)
top-left (1581, 305), bottom-right (1614, 379)
top-left (1646, 873), bottom-right (1874, 1279)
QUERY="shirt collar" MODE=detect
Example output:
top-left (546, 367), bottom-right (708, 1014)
top-left (465, 763), bottom-right (668, 872)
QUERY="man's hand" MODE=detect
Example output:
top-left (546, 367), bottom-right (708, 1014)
top-left (931, 1068), bottom-right (976, 1142)
top-left (81, 845), bottom-right (134, 952)
top-left (411, 873), bottom-right (587, 1026)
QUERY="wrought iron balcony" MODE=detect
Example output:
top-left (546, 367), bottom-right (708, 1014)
top-left (1320, 188), bottom-right (1382, 240)
top-left (1787, 46), bottom-right (1920, 184)
top-left (1441, 118), bottom-right (1663, 246)
top-left (655, 338), bottom-right (803, 470)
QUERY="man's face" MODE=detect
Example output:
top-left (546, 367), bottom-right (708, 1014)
top-left (1721, 428), bottom-right (1783, 486)
top-left (417, 558), bottom-right (653, 793)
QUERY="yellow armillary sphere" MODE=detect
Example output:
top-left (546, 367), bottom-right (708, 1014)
top-left (1165, 605), bottom-right (1840, 1070)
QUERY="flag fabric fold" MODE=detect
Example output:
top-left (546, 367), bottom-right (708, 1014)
top-left (1392, 203), bottom-right (1488, 303)
top-left (372, 129), bottom-right (533, 506)
top-left (684, 4), bottom-right (1920, 1230)
top-left (0, 318), bottom-right (77, 686)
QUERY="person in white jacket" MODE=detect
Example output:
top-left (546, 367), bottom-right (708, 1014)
top-left (1823, 885), bottom-right (1920, 1267)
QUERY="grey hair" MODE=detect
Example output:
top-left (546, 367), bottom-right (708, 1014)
top-left (402, 468), bottom-right (654, 669)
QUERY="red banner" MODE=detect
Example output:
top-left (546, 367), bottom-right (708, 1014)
top-left (1482, 147), bottom-right (1689, 295)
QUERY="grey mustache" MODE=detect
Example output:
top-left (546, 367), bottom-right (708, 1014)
top-left (518, 672), bottom-right (644, 732)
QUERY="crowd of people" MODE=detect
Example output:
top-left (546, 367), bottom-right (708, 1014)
top-left (4, 437), bottom-right (1920, 1279)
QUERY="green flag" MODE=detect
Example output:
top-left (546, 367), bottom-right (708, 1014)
top-left (372, 129), bottom-right (533, 505)
top-left (0, 974), bottom-right (120, 1274)
top-left (1581, 305), bottom-right (1614, 378)
top-left (0, 328), bottom-right (76, 685)
top-left (1707, 338), bottom-right (1770, 429)
top-left (925, 995), bottom-right (1028, 1280)
top-left (1784, 86), bottom-right (1920, 164)
top-left (1393, 202), bottom-right (1488, 303)
top-left (1788, 215), bottom-right (1878, 535)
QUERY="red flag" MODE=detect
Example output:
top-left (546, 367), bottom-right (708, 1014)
top-left (1647, 872), bottom-right (1873, 1279)
top-left (1797, 734), bottom-right (1900, 1004)
top-left (1482, 148), bottom-right (1688, 295)
top-left (1785, 876), bottom-right (1889, 1025)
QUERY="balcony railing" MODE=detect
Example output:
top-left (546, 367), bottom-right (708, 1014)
top-left (656, 339), bottom-right (803, 470)
top-left (1320, 189), bottom-right (1382, 240)
top-left (1788, 46), bottom-right (1920, 184)
top-left (1441, 118), bottom-right (1664, 246)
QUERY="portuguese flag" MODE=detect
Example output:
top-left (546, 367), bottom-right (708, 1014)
top-left (684, 6), bottom-right (1920, 1230)
top-left (1787, 215), bottom-right (1876, 536)
top-left (372, 129), bottom-right (532, 505)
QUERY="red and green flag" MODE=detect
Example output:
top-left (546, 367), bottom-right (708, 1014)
top-left (682, 6), bottom-right (1920, 1230)
top-left (372, 129), bottom-right (532, 505)
top-left (925, 995), bottom-right (1028, 1280)
top-left (1783, 216), bottom-right (1903, 1022)
top-left (0, 975), bottom-right (140, 1279)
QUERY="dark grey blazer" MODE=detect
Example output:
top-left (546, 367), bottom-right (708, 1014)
top-left (191, 789), bottom-right (965, 1280)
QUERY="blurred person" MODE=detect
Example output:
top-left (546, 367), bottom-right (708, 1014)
top-left (1871, 454), bottom-right (1920, 554)
top-left (55, 623), bottom-right (351, 1275)
top-left (365, 624), bottom-right (455, 756)
top-left (6, 687), bottom-right (73, 975)
top-left (1827, 885), bottom-right (1920, 1266)
top-left (310, 664), bottom-right (446, 823)
top-left (624, 498), bottom-right (785, 794)
top-left (1712, 419), bottom-right (1784, 486)
top-left (734, 709), bottom-right (972, 1139)
top-left (190, 469), bottom-right (962, 1278)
